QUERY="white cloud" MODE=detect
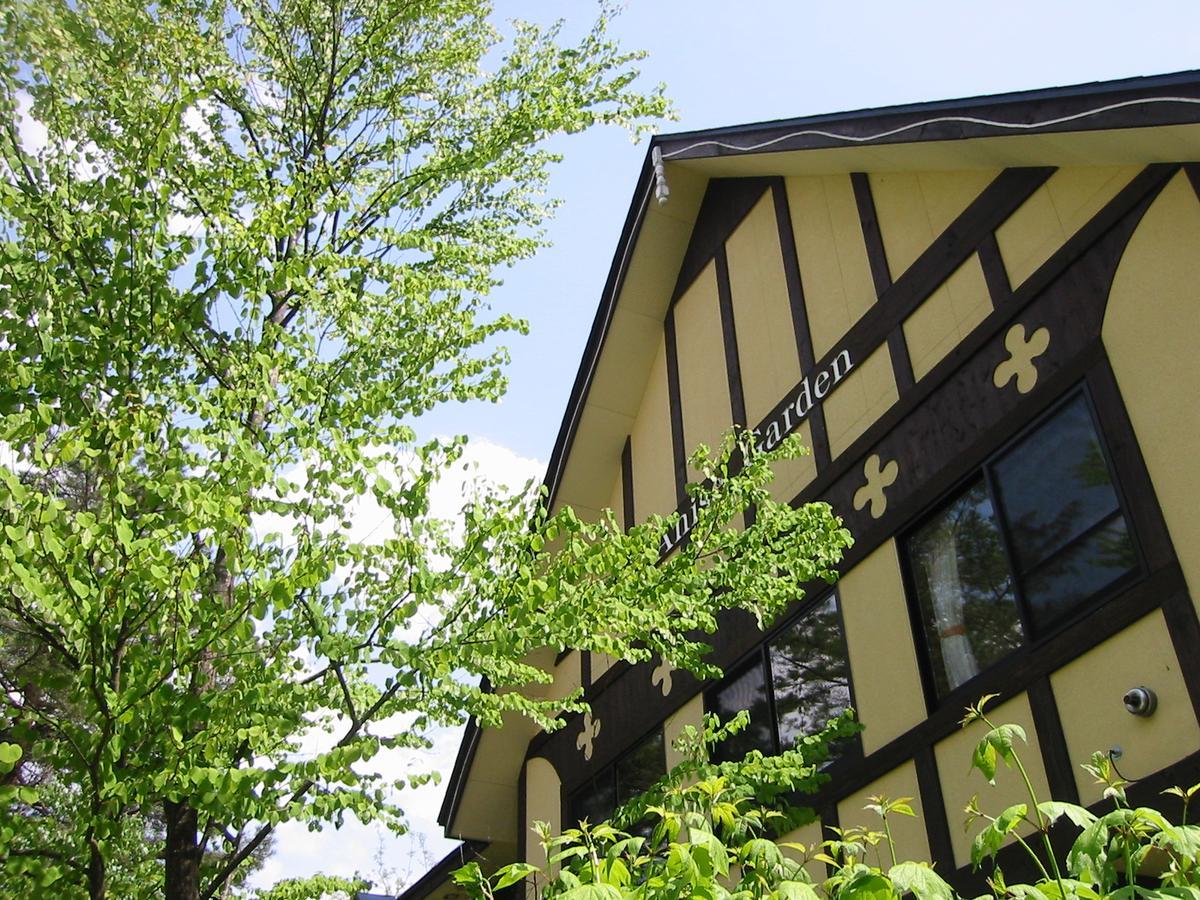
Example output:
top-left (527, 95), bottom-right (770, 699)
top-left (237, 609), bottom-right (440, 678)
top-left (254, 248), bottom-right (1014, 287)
top-left (13, 92), bottom-right (48, 156)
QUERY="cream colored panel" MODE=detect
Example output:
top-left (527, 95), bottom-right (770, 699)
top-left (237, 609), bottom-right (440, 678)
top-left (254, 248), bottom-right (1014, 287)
top-left (591, 652), bottom-right (616, 683)
top-left (526, 758), bottom-right (562, 871)
top-left (839, 541), bottom-right (927, 754)
top-left (778, 818), bottom-right (826, 884)
top-left (934, 693), bottom-right (1052, 868)
top-left (872, 169), bottom-right (998, 279)
top-left (787, 175), bottom-right (877, 359)
top-left (629, 336), bottom-right (677, 520)
top-left (665, 694), bottom-right (705, 770)
top-left (902, 254), bottom-right (992, 381)
top-left (996, 166), bottom-right (1139, 288)
top-left (547, 652), bottom-right (581, 705)
top-left (766, 420), bottom-right (817, 505)
top-left (727, 193), bottom-right (803, 424)
top-left (675, 261), bottom-right (733, 483)
top-left (1052, 610), bottom-right (1200, 804)
top-left (837, 761), bottom-right (931, 865)
top-left (607, 469), bottom-right (625, 530)
top-left (822, 344), bottom-right (897, 459)
top-left (1104, 171), bottom-right (1200, 609)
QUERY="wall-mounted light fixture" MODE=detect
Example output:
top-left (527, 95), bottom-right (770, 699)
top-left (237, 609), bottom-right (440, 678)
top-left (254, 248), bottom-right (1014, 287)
top-left (1123, 686), bottom-right (1158, 717)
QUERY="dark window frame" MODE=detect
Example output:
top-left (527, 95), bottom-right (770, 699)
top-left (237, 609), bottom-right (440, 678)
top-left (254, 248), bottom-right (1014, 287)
top-left (565, 725), bottom-right (666, 829)
top-left (900, 384), bottom-right (1147, 713)
top-left (703, 590), bottom-right (861, 768)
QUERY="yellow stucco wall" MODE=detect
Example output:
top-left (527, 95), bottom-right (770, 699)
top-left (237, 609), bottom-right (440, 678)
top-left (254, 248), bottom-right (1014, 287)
top-left (1051, 610), bottom-right (1200, 804)
top-left (822, 343), bottom-right (898, 459)
top-left (629, 336), bottom-right (678, 520)
top-left (726, 193), bottom-right (803, 425)
top-left (664, 694), bottom-right (706, 770)
top-left (871, 169), bottom-right (999, 280)
top-left (765, 420), bottom-right (818, 505)
top-left (786, 175), bottom-right (877, 359)
top-left (1103, 170), bottom-right (1200, 611)
top-left (525, 757), bottom-right (562, 873)
top-left (838, 541), bottom-right (928, 754)
top-left (996, 166), bottom-right (1139, 288)
top-left (778, 818), bottom-right (827, 884)
top-left (606, 469), bottom-right (625, 531)
top-left (837, 760), bottom-right (932, 866)
top-left (934, 693), bottom-right (1052, 868)
top-left (675, 261), bottom-right (734, 484)
top-left (902, 253), bottom-right (992, 381)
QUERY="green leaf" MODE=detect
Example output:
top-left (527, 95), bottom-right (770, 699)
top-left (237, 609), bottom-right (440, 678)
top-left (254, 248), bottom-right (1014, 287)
top-left (971, 803), bottom-right (1028, 866)
top-left (971, 723), bottom-right (1026, 784)
top-left (493, 862), bottom-right (540, 890)
top-left (558, 884), bottom-right (623, 900)
top-left (772, 881), bottom-right (822, 900)
top-left (888, 862), bottom-right (954, 900)
top-left (1037, 801), bottom-right (1097, 830)
top-left (837, 871), bottom-right (898, 900)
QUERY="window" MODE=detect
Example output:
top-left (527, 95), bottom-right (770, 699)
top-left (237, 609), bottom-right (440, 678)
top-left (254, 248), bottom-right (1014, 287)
top-left (906, 390), bottom-right (1139, 699)
top-left (706, 594), bottom-right (854, 763)
top-left (568, 728), bottom-right (665, 827)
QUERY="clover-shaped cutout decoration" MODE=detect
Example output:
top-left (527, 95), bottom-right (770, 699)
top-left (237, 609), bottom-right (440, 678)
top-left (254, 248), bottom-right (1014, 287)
top-left (576, 712), bottom-right (601, 761)
top-left (852, 454), bottom-right (899, 520)
top-left (993, 323), bottom-right (1051, 394)
top-left (651, 659), bottom-right (674, 697)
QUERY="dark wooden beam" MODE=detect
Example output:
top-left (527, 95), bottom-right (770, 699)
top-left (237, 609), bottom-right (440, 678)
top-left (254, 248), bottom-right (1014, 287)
top-left (1027, 676), bottom-right (1080, 804)
top-left (715, 247), bottom-right (748, 429)
top-left (663, 310), bottom-right (688, 508)
top-left (621, 436), bottom-right (635, 532)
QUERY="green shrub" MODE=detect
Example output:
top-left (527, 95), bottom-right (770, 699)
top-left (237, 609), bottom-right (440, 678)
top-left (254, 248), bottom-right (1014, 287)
top-left (455, 696), bottom-right (1200, 900)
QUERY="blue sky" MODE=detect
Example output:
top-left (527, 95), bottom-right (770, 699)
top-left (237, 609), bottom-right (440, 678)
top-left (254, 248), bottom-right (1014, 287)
top-left (416, 0), bottom-right (1200, 462)
top-left (256, 0), bottom-right (1200, 890)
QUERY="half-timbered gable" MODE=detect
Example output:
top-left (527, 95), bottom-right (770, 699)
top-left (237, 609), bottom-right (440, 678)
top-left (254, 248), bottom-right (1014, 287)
top-left (414, 71), bottom-right (1200, 900)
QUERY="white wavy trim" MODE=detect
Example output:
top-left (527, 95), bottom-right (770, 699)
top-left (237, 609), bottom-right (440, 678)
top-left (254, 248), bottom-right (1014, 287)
top-left (661, 96), bottom-right (1200, 159)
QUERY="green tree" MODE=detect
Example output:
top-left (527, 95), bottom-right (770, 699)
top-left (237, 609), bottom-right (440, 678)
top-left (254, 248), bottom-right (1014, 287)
top-left (253, 873), bottom-right (367, 900)
top-left (0, 1), bottom-right (853, 899)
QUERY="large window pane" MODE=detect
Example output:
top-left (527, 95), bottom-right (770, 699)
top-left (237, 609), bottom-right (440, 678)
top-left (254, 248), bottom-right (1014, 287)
top-left (710, 658), bottom-right (774, 762)
top-left (569, 774), bottom-right (616, 827)
top-left (1024, 515), bottom-right (1136, 630)
top-left (993, 395), bottom-right (1124, 573)
top-left (993, 394), bottom-right (1136, 631)
top-left (769, 596), bottom-right (852, 749)
top-left (909, 479), bottom-right (1024, 696)
top-left (616, 730), bottom-right (665, 804)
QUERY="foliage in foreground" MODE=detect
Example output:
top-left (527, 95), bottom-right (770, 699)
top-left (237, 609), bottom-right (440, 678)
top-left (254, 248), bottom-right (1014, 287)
top-left (456, 697), bottom-right (1200, 900)
top-left (0, 0), bottom-right (855, 896)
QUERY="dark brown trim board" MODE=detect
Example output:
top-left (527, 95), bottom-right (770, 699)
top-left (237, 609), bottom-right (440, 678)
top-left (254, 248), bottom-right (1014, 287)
top-left (621, 436), bottom-right (635, 532)
top-left (663, 309), bottom-right (688, 508)
top-left (715, 247), bottom-right (748, 429)
top-left (656, 71), bottom-right (1200, 162)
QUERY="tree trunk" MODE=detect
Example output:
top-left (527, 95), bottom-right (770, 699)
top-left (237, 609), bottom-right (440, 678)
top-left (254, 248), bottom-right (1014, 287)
top-left (163, 799), bottom-right (202, 900)
top-left (87, 831), bottom-right (106, 900)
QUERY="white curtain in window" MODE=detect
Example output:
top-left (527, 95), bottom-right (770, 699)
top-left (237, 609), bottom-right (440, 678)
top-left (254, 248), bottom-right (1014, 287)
top-left (927, 518), bottom-right (979, 689)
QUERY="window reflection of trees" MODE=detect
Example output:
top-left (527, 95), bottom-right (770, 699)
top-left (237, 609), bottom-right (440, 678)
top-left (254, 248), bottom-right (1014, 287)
top-left (710, 595), bottom-right (854, 763)
top-left (770, 597), bottom-right (851, 748)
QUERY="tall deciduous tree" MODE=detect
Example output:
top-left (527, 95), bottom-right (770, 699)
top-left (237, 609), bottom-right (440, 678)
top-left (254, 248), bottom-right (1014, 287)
top-left (0, 2), bottom-right (853, 899)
